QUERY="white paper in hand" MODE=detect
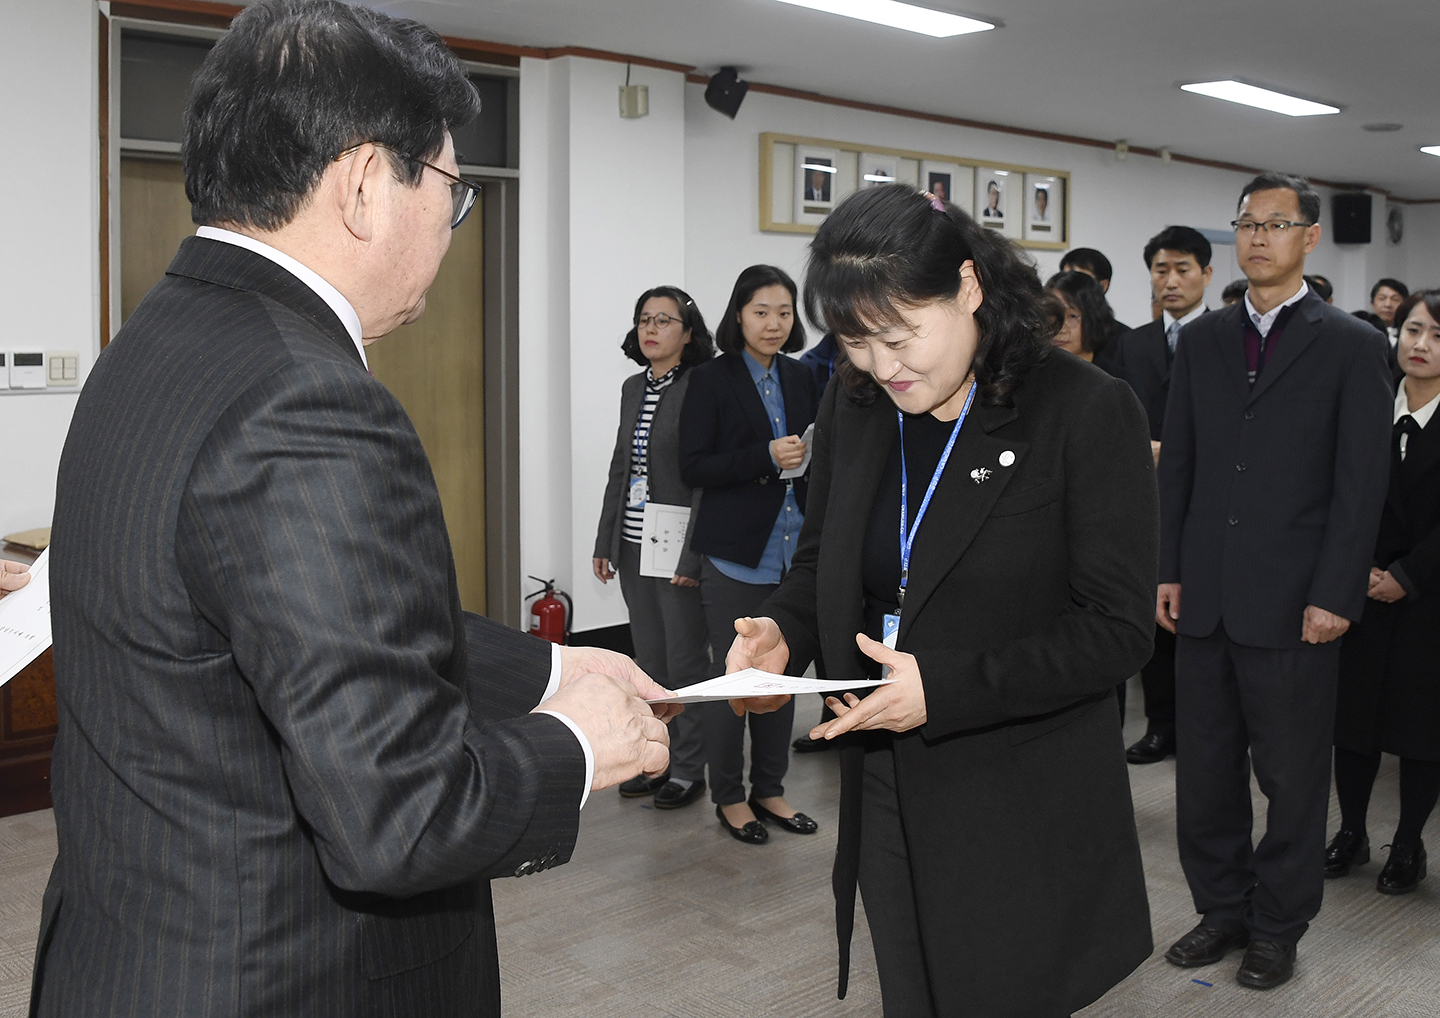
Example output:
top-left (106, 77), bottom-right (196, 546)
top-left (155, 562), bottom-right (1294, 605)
top-left (647, 667), bottom-right (890, 704)
top-left (779, 422), bottom-right (816, 480)
top-left (0, 548), bottom-right (51, 687)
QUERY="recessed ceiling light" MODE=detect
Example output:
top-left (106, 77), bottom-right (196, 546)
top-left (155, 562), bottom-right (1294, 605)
top-left (770, 0), bottom-right (995, 38)
top-left (1180, 80), bottom-right (1339, 117)
top-left (1421, 146), bottom-right (1440, 158)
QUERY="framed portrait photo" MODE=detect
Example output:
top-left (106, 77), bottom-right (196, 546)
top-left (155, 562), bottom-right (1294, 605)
top-left (1024, 174), bottom-right (1064, 242)
top-left (859, 152), bottom-right (899, 189)
top-left (975, 168), bottom-right (1010, 230)
top-left (920, 160), bottom-right (970, 213)
top-left (795, 146), bottom-right (839, 225)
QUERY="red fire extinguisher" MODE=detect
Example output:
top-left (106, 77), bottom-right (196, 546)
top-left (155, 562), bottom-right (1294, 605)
top-left (526, 576), bottom-right (573, 645)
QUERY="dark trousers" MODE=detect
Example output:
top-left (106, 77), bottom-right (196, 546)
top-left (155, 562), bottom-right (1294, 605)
top-left (616, 541), bottom-right (708, 783)
top-left (1175, 623), bottom-right (1339, 944)
top-left (1140, 624), bottom-right (1177, 736)
top-left (698, 558), bottom-right (793, 805)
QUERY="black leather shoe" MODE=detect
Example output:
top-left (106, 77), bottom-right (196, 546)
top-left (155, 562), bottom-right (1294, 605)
top-left (1235, 939), bottom-right (1296, 989)
top-left (749, 796), bottom-right (819, 834)
top-left (653, 779), bottom-right (706, 810)
top-left (792, 735), bottom-right (835, 753)
top-left (1377, 841), bottom-right (1427, 895)
top-left (618, 771), bottom-right (669, 798)
top-left (1324, 828), bottom-right (1370, 877)
top-left (716, 804), bottom-right (768, 844)
top-left (1164, 924), bottom-right (1249, 967)
top-left (1125, 730), bottom-right (1176, 764)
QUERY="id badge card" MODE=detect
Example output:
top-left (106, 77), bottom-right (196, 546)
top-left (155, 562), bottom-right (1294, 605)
top-left (881, 613), bottom-right (900, 679)
top-left (627, 476), bottom-right (649, 508)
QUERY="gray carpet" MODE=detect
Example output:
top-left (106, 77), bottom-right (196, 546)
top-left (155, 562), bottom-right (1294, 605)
top-left (1, 678), bottom-right (1436, 1017)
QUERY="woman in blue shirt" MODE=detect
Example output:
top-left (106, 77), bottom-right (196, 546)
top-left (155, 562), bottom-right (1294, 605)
top-left (680, 265), bottom-right (821, 844)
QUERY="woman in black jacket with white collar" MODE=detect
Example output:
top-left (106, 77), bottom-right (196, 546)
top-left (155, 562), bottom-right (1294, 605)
top-left (679, 265), bottom-right (820, 844)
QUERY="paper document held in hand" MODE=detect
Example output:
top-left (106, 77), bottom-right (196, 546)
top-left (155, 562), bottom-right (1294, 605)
top-left (646, 667), bottom-right (891, 704)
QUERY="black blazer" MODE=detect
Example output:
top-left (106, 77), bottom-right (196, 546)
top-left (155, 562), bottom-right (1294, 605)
top-left (1158, 290), bottom-right (1393, 648)
top-left (1111, 315), bottom-right (1208, 440)
top-left (679, 352), bottom-right (818, 567)
top-left (35, 238), bottom-right (584, 1018)
top-left (1336, 396), bottom-right (1440, 759)
top-left (762, 352), bottom-right (1156, 1016)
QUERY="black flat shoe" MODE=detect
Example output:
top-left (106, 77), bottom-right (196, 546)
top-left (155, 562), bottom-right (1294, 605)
top-left (1324, 828), bottom-right (1370, 877)
top-left (653, 779), bottom-right (706, 810)
top-left (1164, 923), bottom-right (1248, 967)
top-left (792, 735), bottom-right (835, 753)
top-left (1235, 939), bottom-right (1295, 990)
top-left (1125, 730), bottom-right (1175, 764)
top-left (1377, 841), bottom-right (1427, 895)
top-left (749, 797), bottom-right (819, 834)
top-left (618, 771), bottom-right (669, 798)
top-left (716, 804), bottom-right (768, 844)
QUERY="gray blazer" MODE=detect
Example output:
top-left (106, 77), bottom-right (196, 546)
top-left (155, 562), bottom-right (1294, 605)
top-left (594, 368), bottom-right (703, 579)
top-left (34, 237), bottom-right (584, 1018)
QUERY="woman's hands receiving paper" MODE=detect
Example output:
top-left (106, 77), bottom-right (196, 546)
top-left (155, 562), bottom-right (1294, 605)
top-left (725, 616), bottom-right (792, 717)
top-left (809, 633), bottom-right (928, 739)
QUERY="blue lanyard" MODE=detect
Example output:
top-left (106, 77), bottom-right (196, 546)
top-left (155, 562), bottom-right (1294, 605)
top-left (897, 381), bottom-right (976, 609)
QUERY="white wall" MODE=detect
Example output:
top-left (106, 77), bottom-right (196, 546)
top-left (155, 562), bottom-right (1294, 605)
top-left (519, 56), bottom-right (687, 632)
top-left (0, 0), bottom-right (97, 536)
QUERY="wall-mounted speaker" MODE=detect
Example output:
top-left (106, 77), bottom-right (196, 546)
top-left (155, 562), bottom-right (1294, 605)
top-left (704, 67), bottom-right (748, 119)
top-left (1332, 193), bottom-right (1372, 244)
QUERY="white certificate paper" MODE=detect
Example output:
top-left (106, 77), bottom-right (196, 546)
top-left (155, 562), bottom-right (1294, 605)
top-left (639, 502), bottom-right (690, 578)
top-left (0, 548), bottom-right (51, 687)
top-left (779, 422), bottom-right (816, 480)
top-left (647, 667), bottom-right (891, 704)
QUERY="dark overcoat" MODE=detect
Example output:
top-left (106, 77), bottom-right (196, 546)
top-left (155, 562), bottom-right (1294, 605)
top-left (1336, 394), bottom-right (1440, 760)
top-left (33, 238), bottom-right (582, 1018)
top-left (764, 351), bottom-right (1157, 1017)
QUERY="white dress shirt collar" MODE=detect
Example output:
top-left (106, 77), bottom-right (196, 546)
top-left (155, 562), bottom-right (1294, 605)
top-left (1243, 281), bottom-right (1308, 339)
top-left (195, 226), bottom-right (367, 369)
top-left (1162, 303), bottom-right (1208, 334)
top-left (1395, 383), bottom-right (1440, 429)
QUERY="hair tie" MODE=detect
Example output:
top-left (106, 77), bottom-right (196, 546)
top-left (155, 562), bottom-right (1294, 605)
top-left (922, 190), bottom-right (947, 212)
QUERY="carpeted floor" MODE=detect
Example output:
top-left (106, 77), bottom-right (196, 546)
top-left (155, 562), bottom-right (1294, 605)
top-left (1, 678), bottom-right (1436, 1017)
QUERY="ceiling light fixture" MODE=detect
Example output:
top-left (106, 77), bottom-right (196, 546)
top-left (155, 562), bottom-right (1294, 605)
top-left (770, 0), bottom-right (994, 38)
top-left (1179, 80), bottom-right (1339, 117)
top-left (1421, 146), bottom-right (1440, 158)
top-left (803, 162), bottom-right (838, 173)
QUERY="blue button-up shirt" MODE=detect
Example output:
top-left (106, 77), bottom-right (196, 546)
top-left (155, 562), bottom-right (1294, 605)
top-left (709, 351), bottom-right (805, 586)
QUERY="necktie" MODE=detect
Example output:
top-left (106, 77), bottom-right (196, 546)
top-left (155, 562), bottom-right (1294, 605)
top-left (1167, 321), bottom-right (1181, 353)
top-left (1395, 414), bottom-right (1418, 462)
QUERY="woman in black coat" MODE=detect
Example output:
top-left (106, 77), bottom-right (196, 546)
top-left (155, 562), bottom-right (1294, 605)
top-left (726, 186), bottom-right (1156, 1017)
top-left (1327, 289), bottom-right (1440, 894)
top-left (679, 265), bottom-right (820, 845)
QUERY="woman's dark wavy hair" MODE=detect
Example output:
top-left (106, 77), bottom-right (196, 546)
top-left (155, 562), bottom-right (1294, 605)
top-left (1392, 289), bottom-right (1440, 339)
top-left (805, 184), bottom-right (1059, 408)
top-left (714, 265), bottom-right (807, 356)
top-left (621, 286), bottom-right (715, 369)
top-left (183, 0), bottom-right (481, 230)
top-left (1045, 270), bottom-right (1121, 357)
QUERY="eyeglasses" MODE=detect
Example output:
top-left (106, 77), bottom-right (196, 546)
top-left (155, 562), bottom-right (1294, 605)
top-left (1230, 219), bottom-right (1313, 236)
top-left (336, 144), bottom-right (481, 229)
top-left (638, 313), bottom-right (683, 329)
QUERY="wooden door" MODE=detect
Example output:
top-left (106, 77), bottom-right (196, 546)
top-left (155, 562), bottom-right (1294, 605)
top-left (119, 157), bottom-right (196, 325)
top-left (367, 202), bottom-right (487, 614)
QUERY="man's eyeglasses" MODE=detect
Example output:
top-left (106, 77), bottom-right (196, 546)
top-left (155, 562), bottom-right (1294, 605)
top-left (638, 313), bottom-right (683, 329)
top-left (1231, 219), bottom-right (1313, 236)
top-left (336, 144), bottom-right (481, 230)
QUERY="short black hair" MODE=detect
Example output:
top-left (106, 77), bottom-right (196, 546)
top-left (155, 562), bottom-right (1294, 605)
top-left (1352, 310), bottom-right (1387, 332)
top-left (1371, 277), bottom-right (1409, 301)
top-left (714, 265), bottom-right (806, 356)
top-left (1392, 290), bottom-right (1440, 337)
top-left (1143, 226), bottom-right (1212, 270)
top-left (620, 286), bottom-right (715, 370)
top-left (1237, 172), bottom-right (1321, 226)
top-left (1059, 247), bottom-right (1113, 284)
top-left (1045, 270), bottom-right (1119, 356)
top-left (1304, 274), bottom-right (1333, 302)
top-left (1221, 279), bottom-right (1249, 303)
top-left (184, 0), bottom-right (481, 230)
top-left (806, 184), bottom-right (1059, 409)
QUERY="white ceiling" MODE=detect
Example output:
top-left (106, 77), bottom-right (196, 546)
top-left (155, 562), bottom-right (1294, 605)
top-left (357, 0), bottom-right (1440, 200)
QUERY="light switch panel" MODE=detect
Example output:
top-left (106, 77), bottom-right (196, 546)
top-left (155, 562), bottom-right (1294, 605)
top-left (0, 353), bottom-right (9, 390)
top-left (46, 351), bottom-right (79, 386)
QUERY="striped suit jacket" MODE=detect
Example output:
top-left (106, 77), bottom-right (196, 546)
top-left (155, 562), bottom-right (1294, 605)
top-left (31, 237), bottom-right (584, 1018)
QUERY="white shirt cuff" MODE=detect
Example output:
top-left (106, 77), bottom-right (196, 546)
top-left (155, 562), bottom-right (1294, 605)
top-left (536, 644), bottom-right (591, 808)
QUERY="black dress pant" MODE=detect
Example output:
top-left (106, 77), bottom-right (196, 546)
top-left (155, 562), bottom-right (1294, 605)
top-left (698, 558), bottom-right (794, 805)
top-left (1140, 623), bottom-right (1177, 736)
top-left (1175, 623), bottom-right (1339, 944)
